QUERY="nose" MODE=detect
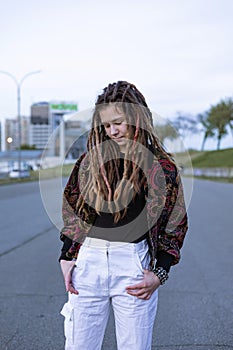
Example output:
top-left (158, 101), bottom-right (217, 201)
top-left (110, 124), bottom-right (118, 136)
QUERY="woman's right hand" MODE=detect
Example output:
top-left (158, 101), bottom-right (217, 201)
top-left (60, 260), bottom-right (79, 295)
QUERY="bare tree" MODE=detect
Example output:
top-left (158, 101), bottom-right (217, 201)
top-left (198, 113), bottom-right (215, 151)
top-left (155, 122), bottom-right (178, 144)
top-left (171, 112), bottom-right (199, 139)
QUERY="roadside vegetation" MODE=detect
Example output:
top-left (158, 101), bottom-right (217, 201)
top-left (190, 148), bottom-right (233, 168)
top-left (183, 148), bottom-right (233, 183)
top-left (0, 163), bottom-right (74, 185)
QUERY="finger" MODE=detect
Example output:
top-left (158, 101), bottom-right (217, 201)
top-left (138, 294), bottom-right (151, 300)
top-left (127, 289), bottom-right (150, 300)
top-left (65, 281), bottom-right (79, 295)
top-left (137, 294), bottom-right (150, 300)
top-left (126, 288), bottom-right (147, 297)
top-left (126, 282), bottom-right (144, 290)
top-left (67, 285), bottom-right (79, 295)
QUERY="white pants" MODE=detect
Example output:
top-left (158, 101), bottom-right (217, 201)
top-left (60, 237), bottom-right (158, 350)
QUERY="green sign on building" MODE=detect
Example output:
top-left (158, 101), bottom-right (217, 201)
top-left (50, 102), bottom-right (78, 112)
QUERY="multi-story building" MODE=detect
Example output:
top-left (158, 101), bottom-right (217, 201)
top-left (2, 100), bottom-right (85, 158)
top-left (5, 118), bottom-right (18, 150)
top-left (29, 102), bottom-right (51, 149)
top-left (21, 116), bottom-right (30, 146)
top-left (4, 116), bottom-right (30, 151)
top-left (29, 101), bottom-right (79, 156)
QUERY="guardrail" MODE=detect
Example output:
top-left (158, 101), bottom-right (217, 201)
top-left (183, 167), bottom-right (233, 178)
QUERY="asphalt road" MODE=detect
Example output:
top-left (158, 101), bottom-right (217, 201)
top-left (0, 178), bottom-right (232, 350)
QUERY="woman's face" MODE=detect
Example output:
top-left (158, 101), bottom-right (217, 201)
top-left (99, 105), bottom-right (129, 153)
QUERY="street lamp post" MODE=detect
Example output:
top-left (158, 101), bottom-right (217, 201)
top-left (0, 70), bottom-right (41, 178)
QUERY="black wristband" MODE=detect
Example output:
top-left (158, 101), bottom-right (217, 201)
top-left (153, 266), bottom-right (169, 285)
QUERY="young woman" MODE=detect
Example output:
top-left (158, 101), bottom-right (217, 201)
top-left (59, 81), bottom-right (188, 350)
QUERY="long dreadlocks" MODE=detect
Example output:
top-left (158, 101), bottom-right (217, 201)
top-left (76, 81), bottom-right (173, 223)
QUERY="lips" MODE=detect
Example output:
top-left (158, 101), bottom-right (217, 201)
top-left (113, 137), bottom-right (124, 141)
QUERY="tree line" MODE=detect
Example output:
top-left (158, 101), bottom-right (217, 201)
top-left (156, 97), bottom-right (233, 150)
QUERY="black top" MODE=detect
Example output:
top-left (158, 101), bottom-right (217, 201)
top-left (88, 183), bottom-right (149, 243)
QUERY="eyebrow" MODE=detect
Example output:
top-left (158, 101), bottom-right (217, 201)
top-left (101, 116), bottom-right (125, 124)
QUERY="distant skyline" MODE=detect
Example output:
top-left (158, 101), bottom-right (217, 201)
top-left (0, 0), bottom-right (232, 150)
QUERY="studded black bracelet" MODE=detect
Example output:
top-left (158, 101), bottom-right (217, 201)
top-left (153, 266), bottom-right (169, 285)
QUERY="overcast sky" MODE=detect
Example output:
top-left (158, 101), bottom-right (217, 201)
top-left (0, 0), bottom-right (233, 150)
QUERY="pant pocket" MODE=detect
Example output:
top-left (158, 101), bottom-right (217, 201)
top-left (60, 302), bottom-right (74, 344)
top-left (134, 247), bottom-right (150, 272)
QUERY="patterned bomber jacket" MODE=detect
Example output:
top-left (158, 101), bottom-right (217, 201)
top-left (60, 151), bottom-right (188, 268)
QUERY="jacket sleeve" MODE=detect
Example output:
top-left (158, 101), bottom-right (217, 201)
top-left (59, 153), bottom-right (93, 260)
top-left (59, 236), bottom-right (73, 262)
top-left (148, 158), bottom-right (188, 266)
top-left (158, 159), bottom-right (188, 265)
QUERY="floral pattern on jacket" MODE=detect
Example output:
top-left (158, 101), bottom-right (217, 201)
top-left (60, 152), bottom-right (188, 267)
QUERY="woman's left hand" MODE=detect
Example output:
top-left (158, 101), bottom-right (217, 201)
top-left (126, 269), bottom-right (161, 300)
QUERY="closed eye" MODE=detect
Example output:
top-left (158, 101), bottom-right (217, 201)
top-left (104, 121), bottom-right (122, 128)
